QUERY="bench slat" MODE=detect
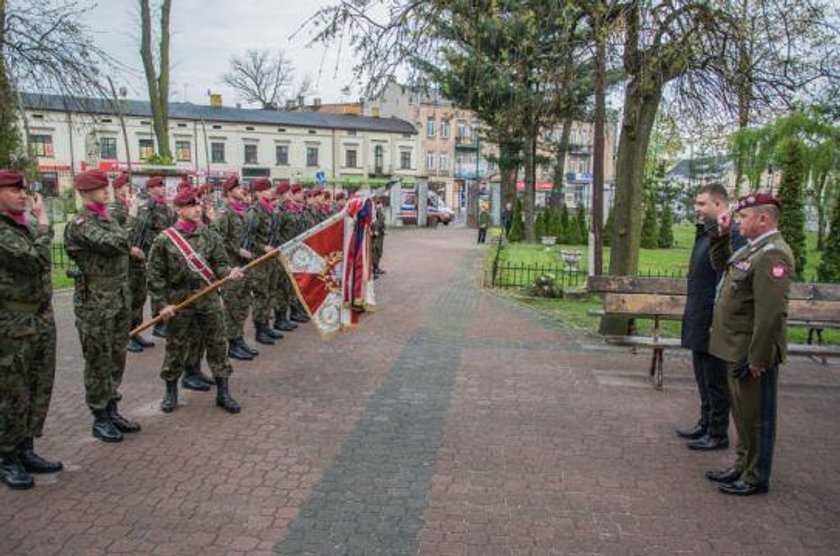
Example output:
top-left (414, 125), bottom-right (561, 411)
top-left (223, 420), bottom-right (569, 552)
top-left (605, 336), bottom-right (683, 348)
top-left (589, 276), bottom-right (840, 301)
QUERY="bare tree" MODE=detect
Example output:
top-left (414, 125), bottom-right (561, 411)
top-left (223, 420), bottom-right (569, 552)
top-left (139, 0), bottom-right (172, 160)
top-left (222, 50), bottom-right (296, 109)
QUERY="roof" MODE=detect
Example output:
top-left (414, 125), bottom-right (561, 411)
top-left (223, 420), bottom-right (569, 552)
top-left (667, 155), bottom-right (732, 178)
top-left (21, 92), bottom-right (418, 135)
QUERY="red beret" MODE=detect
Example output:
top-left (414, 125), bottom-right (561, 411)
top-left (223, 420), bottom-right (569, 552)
top-left (335, 191), bottom-right (347, 200)
top-left (112, 172), bottom-right (130, 189)
top-left (276, 182), bottom-right (290, 195)
top-left (322, 190), bottom-right (332, 200)
top-left (303, 189), bottom-right (315, 199)
top-left (0, 169), bottom-right (25, 188)
top-left (252, 177), bottom-right (272, 192)
top-left (737, 192), bottom-right (781, 212)
top-left (177, 181), bottom-right (193, 194)
top-left (74, 170), bottom-right (110, 192)
top-left (147, 175), bottom-right (165, 188)
top-left (173, 189), bottom-right (199, 207)
top-left (223, 176), bottom-right (241, 194)
top-left (197, 183), bottom-right (212, 196)
top-left (291, 183), bottom-right (302, 193)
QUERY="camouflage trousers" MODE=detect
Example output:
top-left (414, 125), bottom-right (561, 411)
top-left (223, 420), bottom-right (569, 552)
top-left (129, 262), bottom-right (148, 329)
top-left (75, 289), bottom-right (130, 411)
top-left (250, 262), bottom-right (273, 327)
top-left (372, 236), bottom-right (384, 267)
top-left (271, 260), bottom-right (292, 318)
top-left (160, 295), bottom-right (232, 382)
top-left (222, 274), bottom-right (251, 341)
top-left (0, 309), bottom-right (56, 454)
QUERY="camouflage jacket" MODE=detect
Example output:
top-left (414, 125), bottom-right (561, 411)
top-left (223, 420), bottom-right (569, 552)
top-left (245, 201), bottom-right (274, 253)
top-left (213, 202), bottom-right (249, 265)
top-left (109, 199), bottom-right (131, 228)
top-left (134, 197), bottom-right (175, 254)
top-left (273, 203), bottom-right (297, 245)
top-left (372, 207), bottom-right (386, 237)
top-left (147, 221), bottom-right (231, 308)
top-left (0, 213), bottom-right (52, 335)
top-left (64, 205), bottom-right (131, 314)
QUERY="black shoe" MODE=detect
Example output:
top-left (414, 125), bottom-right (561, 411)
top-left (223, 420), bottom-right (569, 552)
top-left (718, 479), bottom-right (768, 496)
top-left (92, 410), bottom-right (123, 442)
top-left (706, 468), bottom-right (741, 485)
top-left (182, 364), bottom-right (212, 391)
top-left (193, 362), bottom-right (214, 386)
top-left (127, 337), bottom-right (144, 353)
top-left (135, 334), bottom-right (155, 348)
top-left (215, 377), bottom-right (241, 414)
top-left (228, 340), bottom-right (254, 360)
top-left (237, 337), bottom-right (259, 356)
top-left (273, 318), bottom-right (296, 332)
top-left (255, 326), bottom-right (276, 345)
top-left (266, 327), bottom-right (284, 340)
top-left (160, 380), bottom-right (178, 413)
top-left (675, 424), bottom-right (706, 440)
top-left (687, 434), bottom-right (729, 451)
top-left (0, 453), bottom-right (34, 490)
top-left (17, 438), bottom-right (63, 474)
top-left (290, 310), bottom-right (310, 324)
top-left (152, 322), bottom-right (168, 338)
top-left (107, 401), bottom-right (141, 433)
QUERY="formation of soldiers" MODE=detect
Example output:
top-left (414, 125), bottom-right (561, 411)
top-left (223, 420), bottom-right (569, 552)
top-left (0, 168), bottom-right (371, 490)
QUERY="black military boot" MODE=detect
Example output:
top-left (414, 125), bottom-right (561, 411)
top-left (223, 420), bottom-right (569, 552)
top-left (91, 410), bottom-right (123, 442)
top-left (181, 363), bottom-right (212, 391)
top-left (134, 334), bottom-right (155, 348)
top-left (160, 380), bottom-right (179, 413)
top-left (107, 401), bottom-right (141, 433)
top-left (228, 339), bottom-right (254, 360)
top-left (237, 337), bottom-right (259, 357)
top-left (255, 326), bottom-right (276, 345)
top-left (273, 311), bottom-right (297, 332)
top-left (17, 437), bottom-right (63, 474)
top-left (0, 452), bottom-right (34, 490)
top-left (215, 377), bottom-right (241, 414)
top-left (127, 337), bottom-right (144, 352)
top-left (152, 322), bottom-right (168, 338)
top-left (290, 307), bottom-right (310, 323)
top-left (193, 361), bottom-right (214, 387)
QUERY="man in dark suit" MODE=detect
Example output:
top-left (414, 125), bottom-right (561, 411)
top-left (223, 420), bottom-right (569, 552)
top-left (676, 183), bottom-right (744, 450)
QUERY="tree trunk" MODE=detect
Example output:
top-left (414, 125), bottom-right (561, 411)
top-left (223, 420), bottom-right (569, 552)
top-left (498, 141), bottom-right (519, 205)
top-left (523, 131), bottom-right (537, 242)
top-left (157, 0), bottom-right (172, 158)
top-left (139, 0), bottom-right (171, 160)
top-left (592, 20), bottom-right (606, 276)
top-left (550, 118), bottom-right (572, 210)
top-left (815, 171), bottom-right (828, 251)
top-left (0, 0), bottom-right (22, 168)
top-left (609, 78), bottom-right (663, 276)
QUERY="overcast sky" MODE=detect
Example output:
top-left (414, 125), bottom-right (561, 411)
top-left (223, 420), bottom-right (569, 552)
top-left (81, 0), bottom-right (361, 107)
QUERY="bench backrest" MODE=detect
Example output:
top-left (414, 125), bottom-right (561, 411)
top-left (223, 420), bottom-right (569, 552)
top-left (589, 276), bottom-right (840, 324)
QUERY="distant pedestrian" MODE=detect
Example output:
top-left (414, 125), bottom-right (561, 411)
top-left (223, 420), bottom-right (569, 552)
top-left (501, 202), bottom-right (513, 237)
top-left (477, 206), bottom-right (490, 244)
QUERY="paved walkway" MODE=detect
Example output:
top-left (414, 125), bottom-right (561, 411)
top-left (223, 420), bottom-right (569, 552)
top-left (1, 227), bottom-right (839, 555)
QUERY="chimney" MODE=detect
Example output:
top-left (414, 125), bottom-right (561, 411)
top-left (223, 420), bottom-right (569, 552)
top-left (209, 93), bottom-right (222, 108)
top-left (297, 95), bottom-right (304, 107)
top-left (286, 99), bottom-right (296, 110)
top-left (313, 98), bottom-right (321, 107)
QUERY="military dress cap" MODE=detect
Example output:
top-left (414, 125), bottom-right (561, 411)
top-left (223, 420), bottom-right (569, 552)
top-left (147, 175), bottom-right (165, 188)
top-left (112, 172), bottom-right (130, 189)
top-left (0, 169), bottom-right (25, 188)
top-left (74, 169), bottom-right (110, 192)
top-left (737, 192), bottom-right (781, 212)
top-left (291, 183), bottom-right (302, 193)
top-left (223, 175), bottom-right (241, 194)
top-left (276, 182), bottom-right (290, 195)
top-left (173, 189), bottom-right (200, 207)
top-left (252, 177), bottom-right (272, 192)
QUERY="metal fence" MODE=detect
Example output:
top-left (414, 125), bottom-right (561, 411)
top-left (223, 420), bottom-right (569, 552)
top-left (492, 262), bottom-right (588, 288)
top-left (52, 243), bottom-right (69, 269)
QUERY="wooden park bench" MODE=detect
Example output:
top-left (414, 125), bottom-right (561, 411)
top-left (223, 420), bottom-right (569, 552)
top-left (587, 276), bottom-right (840, 389)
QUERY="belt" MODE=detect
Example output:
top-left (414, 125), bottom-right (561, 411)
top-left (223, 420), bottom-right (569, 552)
top-left (2, 300), bottom-right (40, 313)
top-left (84, 274), bottom-right (124, 284)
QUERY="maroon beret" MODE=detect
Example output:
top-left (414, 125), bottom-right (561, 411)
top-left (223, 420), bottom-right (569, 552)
top-left (276, 182), bottom-right (290, 195)
top-left (322, 190), bottom-right (332, 200)
top-left (303, 189), bottom-right (315, 199)
top-left (223, 176), bottom-right (241, 194)
top-left (74, 169), bottom-right (110, 192)
top-left (177, 181), bottom-right (193, 194)
top-left (112, 172), bottom-right (130, 189)
top-left (737, 192), bottom-right (781, 212)
top-left (173, 189), bottom-right (199, 207)
top-left (291, 183), bottom-right (302, 194)
top-left (252, 177), bottom-right (273, 192)
top-left (0, 169), bottom-right (25, 188)
top-left (146, 175), bottom-right (165, 189)
top-left (335, 191), bottom-right (347, 200)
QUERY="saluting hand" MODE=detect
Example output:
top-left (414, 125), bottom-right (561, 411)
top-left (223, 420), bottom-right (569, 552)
top-left (717, 210), bottom-right (732, 235)
top-left (128, 195), bottom-right (139, 218)
top-left (29, 192), bottom-right (49, 226)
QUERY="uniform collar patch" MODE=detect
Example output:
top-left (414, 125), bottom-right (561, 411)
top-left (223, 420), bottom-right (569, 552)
top-left (733, 261), bottom-right (751, 271)
top-left (770, 262), bottom-right (788, 279)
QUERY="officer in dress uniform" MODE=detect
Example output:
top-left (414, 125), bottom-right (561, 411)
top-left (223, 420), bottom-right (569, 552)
top-left (147, 189), bottom-right (245, 414)
top-left (0, 170), bottom-right (62, 489)
top-left (705, 193), bottom-right (794, 496)
top-left (65, 170), bottom-right (141, 442)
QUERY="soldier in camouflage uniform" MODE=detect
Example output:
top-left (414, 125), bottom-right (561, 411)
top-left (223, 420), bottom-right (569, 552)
top-left (0, 170), bottom-right (62, 490)
top-left (65, 170), bottom-right (141, 443)
top-left (706, 193), bottom-right (795, 496)
top-left (270, 182), bottom-right (297, 333)
top-left (147, 188), bottom-right (244, 414)
top-left (246, 178), bottom-right (284, 344)
top-left (286, 184), bottom-right (311, 323)
top-left (214, 176), bottom-right (260, 360)
top-left (371, 196), bottom-right (387, 277)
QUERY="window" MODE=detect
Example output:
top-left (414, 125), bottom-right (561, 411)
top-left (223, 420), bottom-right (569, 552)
top-left (175, 140), bottom-right (191, 162)
top-left (211, 142), bottom-right (225, 163)
top-left (244, 144), bottom-right (258, 164)
top-left (139, 138), bottom-right (155, 160)
top-left (276, 145), bottom-right (289, 166)
top-left (306, 146), bottom-right (319, 167)
top-left (441, 120), bottom-right (450, 138)
top-left (400, 151), bottom-right (411, 170)
top-left (457, 122), bottom-right (468, 139)
top-left (345, 149), bottom-right (357, 168)
top-left (439, 154), bottom-right (449, 170)
top-left (100, 137), bottom-right (117, 160)
top-left (426, 152), bottom-right (436, 170)
top-left (426, 117), bottom-right (436, 137)
top-left (374, 145), bottom-right (384, 171)
top-left (30, 135), bottom-right (54, 157)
